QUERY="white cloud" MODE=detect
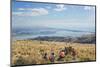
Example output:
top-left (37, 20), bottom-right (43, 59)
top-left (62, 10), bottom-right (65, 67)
top-left (54, 4), bottom-right (66, 11)
top-left (31, 8), bottom-right (48, 16)
top-left (17, 8), bottom-right (25, 10)
top-left (12, 12), bottom-right (23, 16)
top-left (13, 8), bottom-right (48, 16)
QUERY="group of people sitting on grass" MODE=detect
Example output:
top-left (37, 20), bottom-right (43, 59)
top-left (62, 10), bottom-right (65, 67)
top-left (42, 46), bottom-right (77, 62)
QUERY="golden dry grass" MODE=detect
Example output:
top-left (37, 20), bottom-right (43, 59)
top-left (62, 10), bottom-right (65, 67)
top-left (11, 40), bottom-right (96, 66)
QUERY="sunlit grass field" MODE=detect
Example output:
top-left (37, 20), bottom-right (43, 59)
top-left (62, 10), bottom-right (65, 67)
top-left (11, 40), bottom-right (96, 66)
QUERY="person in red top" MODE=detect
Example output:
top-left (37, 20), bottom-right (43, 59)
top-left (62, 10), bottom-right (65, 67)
top-left (57, 50), bottom-right (65, 61)
top-left (59, 50), bottom-right (65, 58)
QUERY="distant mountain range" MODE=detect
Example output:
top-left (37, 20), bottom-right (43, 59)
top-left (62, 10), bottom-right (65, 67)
top-left (28, 34), bottom-right (96, 44)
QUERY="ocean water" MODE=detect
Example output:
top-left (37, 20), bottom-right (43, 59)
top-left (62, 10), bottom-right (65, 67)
top-left (12, 27), bottom-right (95, 40)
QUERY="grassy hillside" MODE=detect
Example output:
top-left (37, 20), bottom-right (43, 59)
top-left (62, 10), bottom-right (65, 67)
top-left (11, 40), bottom-right (96, 66)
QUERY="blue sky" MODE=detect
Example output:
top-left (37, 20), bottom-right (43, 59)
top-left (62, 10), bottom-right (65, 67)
top-left (12, 1), bottom-right (95, 31)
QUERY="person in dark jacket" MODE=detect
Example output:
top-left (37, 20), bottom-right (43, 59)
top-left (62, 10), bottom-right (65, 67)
top-left (64, 47), bottom-right (68, 55)
top-left (71, 48), bottom-right (77, 60)
top-left (43, 53), bottom-right (48, 60)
